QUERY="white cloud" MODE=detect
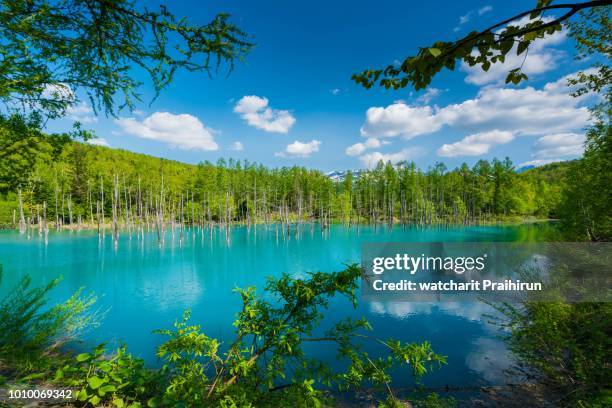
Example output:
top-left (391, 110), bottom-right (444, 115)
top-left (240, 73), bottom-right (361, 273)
top-left (87, 137), bottom-right (110, 147)
top-left (462, 16), bottom-right (567, 86)
top-left (41, 83), bottom-right (75, 103)
top-left (437, 130), bottom-right (514, 157)
top-left (234, 95), bottom-right (295, 133)
top-left (518, 158), bottom-right (563, 168)
top-left (359, 148), bottom-right (422, 168)
top-left (416, 87), bottom-right (441, 104)
top-left (439, 86), bottom-right (590, 136)
top-left (345, 138), bottom-right (384, 156)
top-left (115, 112), bottom-right (218, 151)
top-left (361, 74), bottom-right (591, 143)
top-left (361, 104), bottom-right (442, 139)
top-left (534, 132), bottom-right (584, 158)
top-left (454, 5), bottom-right (491, 30)
top-left (543, 68), bottom-right (600, 95)
top-left (41, 84), bottom-right (97, 123)
top-left (330, 88), bottom-right (341, 96)
top-left (229, 141), bottom-right (244, 151)
top-left (478, 5), bottom-right (493, 15)
top-left (67, 102), bottom-right (97, 124)
top-left (518, 132), bottom-right (585, 167)
top-left (275, 140), bottom-right (321, 158)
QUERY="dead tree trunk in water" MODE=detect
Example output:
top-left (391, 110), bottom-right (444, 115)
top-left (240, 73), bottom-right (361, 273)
top-left (100, 176), bottom-right (105, 236)
top-left (112, 175), bottom-right (119, 247)
top-left (96, 200), bottom-right (101, 239)
top-left (18, 188), bottom-right (26, 234)
top-left (43, 201), bottom-right (48, 244)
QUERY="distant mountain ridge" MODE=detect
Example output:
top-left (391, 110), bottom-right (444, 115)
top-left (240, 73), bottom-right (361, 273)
top-left (326, 161), bottom-right (574, 181)
top-left (326, 170), bottom-right (363, 182)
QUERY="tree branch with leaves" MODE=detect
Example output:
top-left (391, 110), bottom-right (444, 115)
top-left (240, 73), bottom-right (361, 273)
top-left (352, 0), bottom-right (611, 90)
top-left (0, 0), bottom-right (253, 120)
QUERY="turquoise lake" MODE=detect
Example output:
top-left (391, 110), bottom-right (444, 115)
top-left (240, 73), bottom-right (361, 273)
top-left (0, 223), bottom-right (555, 389)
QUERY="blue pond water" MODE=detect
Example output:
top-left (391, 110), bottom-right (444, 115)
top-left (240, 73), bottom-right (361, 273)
top-left (0, 223), bottom-right (553, 388)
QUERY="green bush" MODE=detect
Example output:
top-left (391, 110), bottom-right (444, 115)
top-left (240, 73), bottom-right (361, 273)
top-left (0, 264), bottom-right (447, 407)
top-left (0, 267), bottom-right (98, 374)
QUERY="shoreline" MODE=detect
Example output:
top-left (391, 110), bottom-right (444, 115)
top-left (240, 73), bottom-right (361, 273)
top-left (0, 217), bottom-right (557, 232)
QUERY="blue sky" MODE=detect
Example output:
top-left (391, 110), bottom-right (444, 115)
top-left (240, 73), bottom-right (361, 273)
top-left (47, 0), bottom-right (595, 172)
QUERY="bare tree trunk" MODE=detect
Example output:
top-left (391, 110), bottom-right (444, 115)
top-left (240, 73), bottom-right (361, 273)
top-left (100, 176), bottom-right (105, 235)
top-left (112, 174), bottom-right (119, 248)
top-left (43, 201), bottom-right (48, 245)
top-left (18, 188), bottom-right (26, 234)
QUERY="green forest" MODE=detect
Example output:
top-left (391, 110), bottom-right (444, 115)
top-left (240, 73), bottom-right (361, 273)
top-left (0, 114), bottom-right (571, 232)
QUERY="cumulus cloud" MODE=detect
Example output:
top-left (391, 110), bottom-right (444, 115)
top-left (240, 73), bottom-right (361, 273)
top-left (87, 137), bottom-right (110, 147)
top-left (41, 83), bottom-right (75, 103)
top-left (543, 68), bottom-right (600, 95)
top-left (345, 138), bottom-right (386, 156)
top-left (361, 73), bottom-right (590, 142)
top-left (115, 112), bottom-right (218, 151)
top-left (440, 86), bottom-right (590, 136)
top-left (41, 84), bottom-right (97, 123)
top-left (229, 141), bottom-right (244, 151)
top-left (437, 130), bottom-right (514, 157)
top-left (361, 104), bottom-right (442, 139)
top-left (275, 140), bottom-right (321, 158)
top-left (67, 102), bottom-right (97, 124)
top-left (462, 16), bottom-right (566, 86)
top-left (534, 133), bottom-right (584, 159)
top-left (359, 148), bottom-right (422, 168)
top-left (41, 83), bottom-right (96, 123)
top-left (234, 95), bottom-right (295, 133)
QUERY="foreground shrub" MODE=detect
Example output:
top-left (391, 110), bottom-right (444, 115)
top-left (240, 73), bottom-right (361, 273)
top-left (0, 266), bottom-right (98, 374)
top-left (491, 257), bottom-right (611, 407)
top-left (0, 264), bottom-right (447, 407)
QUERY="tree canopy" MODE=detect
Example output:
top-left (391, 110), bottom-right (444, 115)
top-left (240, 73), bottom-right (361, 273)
top-left (0, 0), bottom-right (252, 120)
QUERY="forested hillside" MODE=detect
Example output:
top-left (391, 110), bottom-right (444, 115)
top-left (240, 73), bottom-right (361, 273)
top-left (0, 115), bottom-right (568, 230)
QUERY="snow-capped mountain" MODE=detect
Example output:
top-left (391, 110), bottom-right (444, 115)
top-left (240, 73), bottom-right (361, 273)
top-left (326, 170), bottom-right (363, 182)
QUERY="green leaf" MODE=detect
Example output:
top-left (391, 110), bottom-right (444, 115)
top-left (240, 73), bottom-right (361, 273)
top-left (90, 395), bottom-right (101, 405)
top-left (516, 41), bottom-right (530, 55)
top-left (76, 353), bottom-right (91, 362)
top-left (428, 48), bottom-right (441, 57)
top-left (88, 375), bottom-right (105, 390)
top-left (100, 384), bottom-right (117, 393)
top-left (147, 397), bottom-right (161, 407)
top-left (77, 388), bottom-right (89, 401)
